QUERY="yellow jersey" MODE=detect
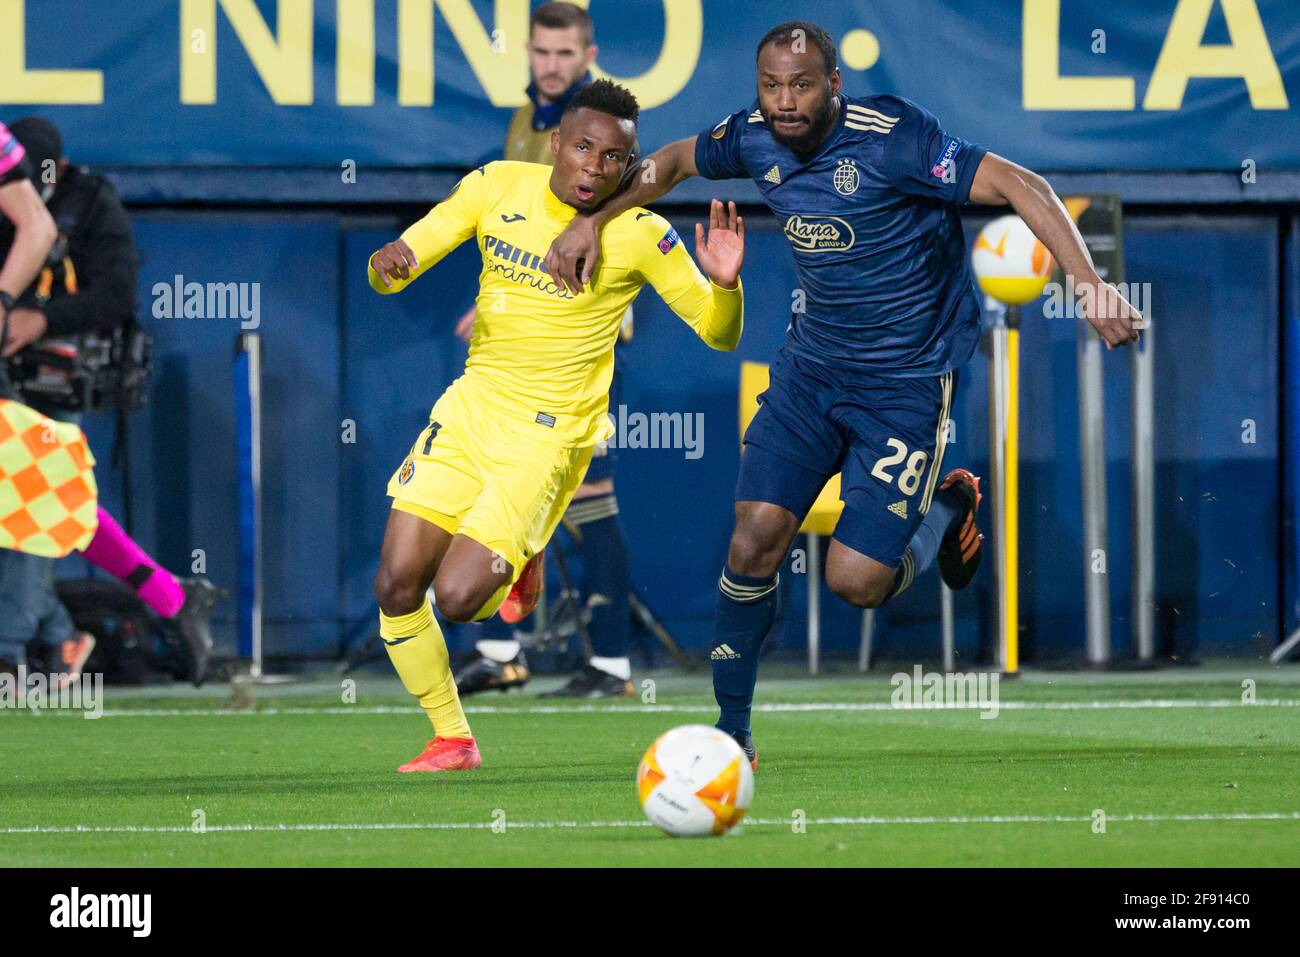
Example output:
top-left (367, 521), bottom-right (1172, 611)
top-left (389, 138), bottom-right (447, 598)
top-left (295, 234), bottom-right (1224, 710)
top-left (503, 102), bottom-right (638, 344)
top-left (369, 161), bottom-right (742, 447)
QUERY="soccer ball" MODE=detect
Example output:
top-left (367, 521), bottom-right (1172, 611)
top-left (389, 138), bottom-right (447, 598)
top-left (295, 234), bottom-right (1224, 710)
top-left (637, 725), bottom-right (754, 837)
top-left (970, 214), bottom-right (1055, 305)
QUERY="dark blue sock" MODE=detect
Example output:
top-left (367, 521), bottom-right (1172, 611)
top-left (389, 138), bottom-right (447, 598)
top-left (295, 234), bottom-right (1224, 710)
top-left (890, 486), bottom-right (962, 598)
top-left (571, 501), bottom-right (631, 659)
top-left (712, 565), bottom-right (779, 736)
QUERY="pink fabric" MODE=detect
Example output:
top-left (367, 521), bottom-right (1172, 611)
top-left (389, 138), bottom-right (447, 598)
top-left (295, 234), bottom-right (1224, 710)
top-left (0, 123), bottom-right (25, 177)
top-left (81, 506), bottom-right (186, 618)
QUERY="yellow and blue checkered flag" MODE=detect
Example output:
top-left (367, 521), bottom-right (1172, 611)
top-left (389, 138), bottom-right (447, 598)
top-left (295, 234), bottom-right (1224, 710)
top-left (0, 398), bottom-right (99, 557)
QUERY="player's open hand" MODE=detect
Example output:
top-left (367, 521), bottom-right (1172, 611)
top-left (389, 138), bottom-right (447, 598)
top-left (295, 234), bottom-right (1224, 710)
top-left (695, 200), bottom-right (745, 290)
top-left (1079, 279), bottom-right (1142, 349)
top-left (370, 238), bottom-right (419, 289)
top-left (544, 217), bottom-right (600, 296)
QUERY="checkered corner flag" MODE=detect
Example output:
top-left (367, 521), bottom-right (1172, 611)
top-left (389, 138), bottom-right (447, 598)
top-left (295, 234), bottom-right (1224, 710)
top-left (0, 398), bottom-right (99, 557)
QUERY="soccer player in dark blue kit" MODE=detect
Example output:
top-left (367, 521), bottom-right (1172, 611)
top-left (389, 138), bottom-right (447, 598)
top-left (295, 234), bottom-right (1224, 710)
top-left (545, 21), bottom-right (1142, 768)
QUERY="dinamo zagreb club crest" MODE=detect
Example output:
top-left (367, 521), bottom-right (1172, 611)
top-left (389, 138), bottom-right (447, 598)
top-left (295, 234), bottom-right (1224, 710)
top-left (833, 159), bottom-right (859, 195)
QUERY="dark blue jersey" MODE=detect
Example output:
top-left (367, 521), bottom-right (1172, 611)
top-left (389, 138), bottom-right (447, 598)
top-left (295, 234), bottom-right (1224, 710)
top-left (695, 94), bottom-right (987, 378)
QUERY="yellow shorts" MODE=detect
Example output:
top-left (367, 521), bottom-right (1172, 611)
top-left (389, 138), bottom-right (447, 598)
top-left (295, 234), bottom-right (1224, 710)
top-left (387, 381), bottom-right (593, 582)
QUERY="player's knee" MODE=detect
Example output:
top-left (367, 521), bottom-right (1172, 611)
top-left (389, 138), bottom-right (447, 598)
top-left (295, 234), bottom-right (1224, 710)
top-left (727, 530), bottom-right (783, 578)
top-left (433, 588), bottom-right (477, 624)
top-left (728, 511), bottom-right (791, 578)
top-left (434, 580), bottom-right (494, 624)
top-left (374, 567), bottom-right (425, 618)
top-left (825, 566), bottom-right (891, 609)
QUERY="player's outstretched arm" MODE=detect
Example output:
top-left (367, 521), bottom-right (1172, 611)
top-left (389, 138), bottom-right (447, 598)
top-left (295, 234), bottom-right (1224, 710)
top-left (545, 136), bottom-right (699, 295)
top-left (368, 238), bottom-right (420, 294)
top-left (968, 153), bottom-right (1141, 349)
top-left (641, 200), bottom-right (744, 353)
top-left (369, 166), bottom-right (488, 296)
top-left (689, 199), bottom-right (745, 351)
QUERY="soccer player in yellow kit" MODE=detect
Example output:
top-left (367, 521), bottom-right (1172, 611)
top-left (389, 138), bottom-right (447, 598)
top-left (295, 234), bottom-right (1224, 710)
top-left (368, 80), bottom-right (745, 773)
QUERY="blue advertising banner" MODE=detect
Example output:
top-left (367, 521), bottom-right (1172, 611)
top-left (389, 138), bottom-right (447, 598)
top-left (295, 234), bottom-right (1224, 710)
top-left (1, 0), bottom-right (1297, 171)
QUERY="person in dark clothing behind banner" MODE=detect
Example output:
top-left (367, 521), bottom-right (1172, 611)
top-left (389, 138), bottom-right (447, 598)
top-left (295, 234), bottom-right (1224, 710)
top-left (0, 118), bottom-right (136, 354)
top-left (0, 116), bottom-right (81, 682)
top-left (0, 117), bottom-right (221, 684)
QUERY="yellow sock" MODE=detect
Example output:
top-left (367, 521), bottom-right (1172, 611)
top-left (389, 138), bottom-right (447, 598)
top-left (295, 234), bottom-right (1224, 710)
top-left (379, 600), bottom-right (472, 739)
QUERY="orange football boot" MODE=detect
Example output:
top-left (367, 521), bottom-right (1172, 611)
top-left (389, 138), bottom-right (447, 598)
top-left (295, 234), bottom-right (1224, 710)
top-left (498, 550), bottom-right (544, 624)
top-left (726, 730), bottom-right (758, 772)
top-left (56, 632), bottom-right (96, 690)
top-left (936, 469), bottom-right (983, 590)
top-left (397, 736), bottom-right (483, 773)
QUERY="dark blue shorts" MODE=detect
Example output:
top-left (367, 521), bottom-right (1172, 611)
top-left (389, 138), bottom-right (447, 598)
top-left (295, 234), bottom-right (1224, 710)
top-left (736, 348), bottom-right (955, 567)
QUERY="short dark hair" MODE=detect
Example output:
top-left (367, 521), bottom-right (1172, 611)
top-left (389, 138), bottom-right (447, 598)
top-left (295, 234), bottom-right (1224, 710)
top-left (756, 20), bottom-right (837, 76)
top-left (563, 78), bottom-right (639, 125)
top-left (531, 2), bottom-right (593, 46)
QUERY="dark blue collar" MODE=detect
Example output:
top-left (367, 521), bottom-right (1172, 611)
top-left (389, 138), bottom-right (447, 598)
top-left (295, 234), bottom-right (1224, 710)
top-left (526, 73), bottom-right (591, 131)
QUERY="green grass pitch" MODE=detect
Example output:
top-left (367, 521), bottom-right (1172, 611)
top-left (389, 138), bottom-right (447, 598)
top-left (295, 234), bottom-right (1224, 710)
top-left (2, 664), bottom-right (1298, 867)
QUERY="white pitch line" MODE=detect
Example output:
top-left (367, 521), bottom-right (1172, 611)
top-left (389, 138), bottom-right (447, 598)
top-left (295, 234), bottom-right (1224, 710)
top-left (10, 698), bottom-right (1300, 719)
top-left (3, 811), bottom-right (1298, 836)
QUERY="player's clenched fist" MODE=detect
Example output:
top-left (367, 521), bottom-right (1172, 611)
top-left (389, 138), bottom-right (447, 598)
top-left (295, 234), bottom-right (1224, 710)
top-left (1078, 279), bottom-right (1143, 350)
top-left (370, 238), bottom-right (420, 289)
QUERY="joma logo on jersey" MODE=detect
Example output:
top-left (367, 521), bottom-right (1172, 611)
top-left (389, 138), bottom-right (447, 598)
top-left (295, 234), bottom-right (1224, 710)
top-left (784, 215), bottom-right (855, 253)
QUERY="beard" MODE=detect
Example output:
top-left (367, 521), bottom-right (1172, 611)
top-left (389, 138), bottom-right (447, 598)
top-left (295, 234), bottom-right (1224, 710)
top-left (764, 95), bottom-right (840, 157)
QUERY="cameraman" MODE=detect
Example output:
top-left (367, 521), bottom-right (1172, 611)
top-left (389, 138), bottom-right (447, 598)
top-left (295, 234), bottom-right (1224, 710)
top-left (0, 117), bottom-right (219, 684)
top-left (0, 118), bottom-right (90, 679)
top-left (0, 122), bottom-right (55, 310)
top-left (0, 117), bottom-right (135, 355)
